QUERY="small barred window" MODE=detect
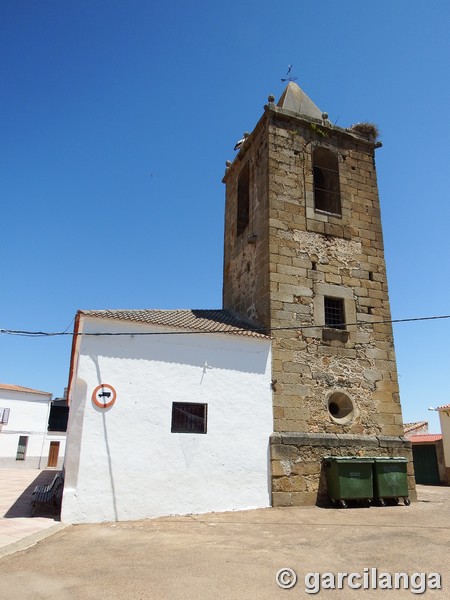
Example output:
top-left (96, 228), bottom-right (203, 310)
top-left (171, 402), bottom-right (207, 434)
top-left (324, 297), bottom-right (346, 329)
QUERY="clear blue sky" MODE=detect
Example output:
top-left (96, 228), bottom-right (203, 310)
top-left (1, 1), bottom-right (449, 431)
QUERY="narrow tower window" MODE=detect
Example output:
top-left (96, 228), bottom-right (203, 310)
top-left (237, 163), bottom-right (250, 236)
top-left (324, 297), bottom-right (345, 329)
top-left (313, 148), bottom-right (341, 215)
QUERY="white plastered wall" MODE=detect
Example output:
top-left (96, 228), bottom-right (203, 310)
top-left (438, 411), bottom-right (450, 468)
top-left (62, 316), bottom-right (273, 524)
top-left (0, 389), bottom-right (52, 468)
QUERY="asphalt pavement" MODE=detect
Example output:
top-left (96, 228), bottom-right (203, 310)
top-left (0, 475), bottom-right (448, 600)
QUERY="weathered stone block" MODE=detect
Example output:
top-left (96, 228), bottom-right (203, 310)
top-left (270, 433), bottom-right (283, 444)
top-left (324, 223), bottom-right (344, 237)
top-left (306, 220), bottom-right (325, 234)
top-left (377, 436), bottom-right (410, 448)
top-left (336, 434), bottom-right (379, 448)
top-left (378, 402), bottom-right (402, 415)
top-left (363, 369), bottom-right (383, 382)
top-left (273, 406), bottom-right (284, 419)
top-left (271, 460), bottom-right (289, 477)
top-left (322, 328), bottom-right (349, 343)
top-left (283, 383), bottom-right (309, 398)
top-left (272, 492), bottom-right (293, 507)
top-left (291, 492), bottom-right (318, 506)
top-left (272, 475), bottom-right (305, 493)
top-left (292, 462), bottom-right (319, 476)
top-left (279, 432), bottom-right (340, 447)
top-left (271, 444), bottom-right (298, 459)
top-left (276, 419), bottom-right (309, 432)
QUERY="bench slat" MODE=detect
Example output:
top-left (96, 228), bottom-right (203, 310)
top-left (33, 474), bottom-right (62, 495)
top-left (31, 474), bottom-right (63, 515)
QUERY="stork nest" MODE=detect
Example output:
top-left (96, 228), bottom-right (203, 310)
top-left (348, 122), bottom-right (380, 141)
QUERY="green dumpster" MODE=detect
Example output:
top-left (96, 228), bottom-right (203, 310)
top-left (324, 456), bottom-right (374, 508)
top-left (372, 457), bottom-right (410, 506)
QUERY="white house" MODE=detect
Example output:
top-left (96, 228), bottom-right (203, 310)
top-left (0, 384), bottom-right (66, 469)
top-left (61, 309), bottom-right (273, 524)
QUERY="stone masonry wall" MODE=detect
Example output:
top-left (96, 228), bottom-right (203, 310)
top-left (222, 119), bottom-right (271, 325)
top-left (267, 110), bottom-right (404, 438)
top-left (221, 102), bottom-right (414, 506)
top-left (270, 433), bottom-right (416, 506)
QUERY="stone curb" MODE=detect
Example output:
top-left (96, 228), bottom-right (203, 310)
top-left (0, 522), bottom-right (68, 559)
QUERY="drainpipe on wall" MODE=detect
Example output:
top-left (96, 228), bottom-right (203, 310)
top-left (38, 397), bottom-right (52, 469)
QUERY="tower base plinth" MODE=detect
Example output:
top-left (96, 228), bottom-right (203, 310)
top-left (270, 432), bottom-right (416, 506)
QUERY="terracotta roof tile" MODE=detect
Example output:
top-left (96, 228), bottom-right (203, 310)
top-left (404, 421), bottom-right (428, 433)
top-left (79, 309), bottom-right (269, 339)
top-left (410, 434), bottom-right (442, 443)
top-left (0, 383), bottom-right (52, 395)
top-left (435, 403), bottom-right (450, 411)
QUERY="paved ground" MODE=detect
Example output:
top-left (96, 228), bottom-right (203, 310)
top-left (0, 478), bottom-right (448, 599)
top-left (0, 469), bottom-right (65, 555)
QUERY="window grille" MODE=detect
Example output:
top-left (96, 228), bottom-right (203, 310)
top-left (16, 436), bottom-right (28, 461)
top-left (324, 297), bottom-right (346, 329)
top-left (171, 402), bottom-right (207, 434)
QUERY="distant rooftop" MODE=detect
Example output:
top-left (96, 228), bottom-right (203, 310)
top-left (0, 383), bottom-right (52, 396)
top-left (79, 309), bottom-right (269, 339)
top-left (435, 403), bottom-right (450, 411)
top-left (404, 421), bottom-right (428, 434)
top-left (410, 434), bottom-right (442, 443)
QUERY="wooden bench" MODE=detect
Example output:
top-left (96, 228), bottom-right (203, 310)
top-left (32, 473), bottom-right (63, 516)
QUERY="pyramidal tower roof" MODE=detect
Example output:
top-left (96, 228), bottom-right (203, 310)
top-left (277, 81), bottom-right (323, 120)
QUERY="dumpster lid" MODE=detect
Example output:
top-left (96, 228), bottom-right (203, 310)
top-left (372, 456), bottom-right (408, 462)
top-left (324, 456), bottom-right (374, 463)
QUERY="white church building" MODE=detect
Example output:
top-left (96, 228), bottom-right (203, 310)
top-left (61, 309), bottom-right (273, 524)
top-left (62, 79), bottom-right (414, 523)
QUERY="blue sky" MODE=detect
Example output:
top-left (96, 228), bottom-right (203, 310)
top-left (1, 1), bottom-right (449, 431)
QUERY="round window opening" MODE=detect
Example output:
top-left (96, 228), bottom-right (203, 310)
top-left (327, 392), bottom-right (354, 423)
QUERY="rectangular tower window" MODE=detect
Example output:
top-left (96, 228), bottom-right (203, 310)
top-left (237, 163), bottom-right (250, 237)
top-left (324, 297), bottom-right (346, 329)
top-left (16, 435), bottom-right (28, 460)
top-left (171, 402), bottom-right (207, 434)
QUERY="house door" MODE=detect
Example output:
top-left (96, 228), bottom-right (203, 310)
top-left (47, 441), bottom-right (60, 468)
top-left (412, 444), bottom-right (440, 485)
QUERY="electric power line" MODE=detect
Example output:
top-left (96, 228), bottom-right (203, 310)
top-left (1, 314), bottom-right (449, 338)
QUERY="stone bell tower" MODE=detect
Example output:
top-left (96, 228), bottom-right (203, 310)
top-left (222, 82), bottom-right (415, 505)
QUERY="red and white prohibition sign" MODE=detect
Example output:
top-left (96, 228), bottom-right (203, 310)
top-left (92, 384), bottom-right (117, 409)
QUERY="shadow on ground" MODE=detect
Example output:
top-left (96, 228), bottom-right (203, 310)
top-left (3, 470), bottom-right (62, 520)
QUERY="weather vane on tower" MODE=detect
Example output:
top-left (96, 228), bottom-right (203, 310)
top-left (281, 65), bottom-right (298, 83)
